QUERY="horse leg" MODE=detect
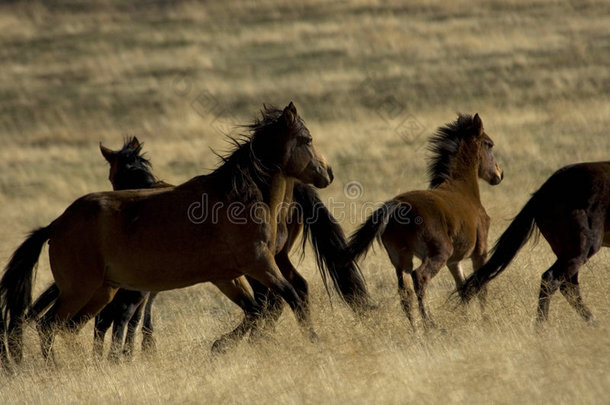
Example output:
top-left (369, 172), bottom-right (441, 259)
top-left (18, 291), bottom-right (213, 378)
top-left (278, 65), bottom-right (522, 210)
top-left (211, 277), bottom-right (261, 354)
top-left (411, 253), bottom-right (448, 330)
top-left (141, 292), bottom-right (158, 353)
top-left (248, 253), bottom-right (318, 343)
top-left (37, 302), bottom-right (59, 365)
top-left (536, 261), bottom-right (565, 325)
top-left (108, 300), bottom-right (141, 362)
top-left (0, 317), bottom-right (10, 373)
top-left (36, 286), bottom-right (104, 364)
top-left (247, 276), bottom-right (284, 328)
top-left (467, 254), bottom-right (490, 319)
top-left (385, 244), bottom-right (416, 328)
top-left (67, 284), bottom-right (117, 358)
top-left (396, 267), bottom-right (416, 328)
top-left (123, 296), bottom-right (146, 359)
top-left (270, 251), bottom-right (308, 327)
top-left (559, 270), bottom-right (596, 325)
top-left (447, 261), bottom-right (477, 320)
top-left (537, 208), bottom-right (602, 325)
top-left (93, 304), bottom-right (115, 359)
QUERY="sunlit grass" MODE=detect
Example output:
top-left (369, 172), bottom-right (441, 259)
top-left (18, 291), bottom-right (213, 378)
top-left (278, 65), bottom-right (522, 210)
top-left (0, 0), bottom-right (609, 403)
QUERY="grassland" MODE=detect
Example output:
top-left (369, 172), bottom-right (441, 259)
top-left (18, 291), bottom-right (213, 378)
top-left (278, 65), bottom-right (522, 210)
top-left (0, 0), bottom-right (609, 403)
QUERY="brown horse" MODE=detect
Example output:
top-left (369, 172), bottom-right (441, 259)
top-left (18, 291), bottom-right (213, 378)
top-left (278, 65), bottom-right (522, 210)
top-left (346, 114), bottom-right (503, 329)
top-left (458, 161), bottom-right (610, 325)
top-left (24, 136), bottom-right (371, 362)
top-left (0, 102), bottom-right (334, 365)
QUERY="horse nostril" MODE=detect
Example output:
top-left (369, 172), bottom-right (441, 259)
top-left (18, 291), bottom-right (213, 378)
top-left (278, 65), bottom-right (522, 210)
top-left (501, 170), bottom-right (504, 180)
top-left (327, 166), bottom-right (334, 182)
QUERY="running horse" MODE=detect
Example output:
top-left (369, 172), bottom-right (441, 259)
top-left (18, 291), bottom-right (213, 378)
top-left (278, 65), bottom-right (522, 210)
top-left (346, 114), bottom-right (503, 329)
top-left (458, 161), bottom-right (610, 325)
top-left (0, 102), bottom-right (339, 366)
top-left (24, 135), bottom-right (371, 362)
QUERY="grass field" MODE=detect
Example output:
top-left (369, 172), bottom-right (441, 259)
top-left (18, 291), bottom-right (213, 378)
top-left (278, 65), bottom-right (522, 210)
top-left (1, 0), bottom-right (609, 403)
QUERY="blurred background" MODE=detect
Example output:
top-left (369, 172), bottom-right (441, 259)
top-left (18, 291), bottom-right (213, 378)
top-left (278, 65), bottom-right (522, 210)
top-left (0, 1), bottom-right (609, 403)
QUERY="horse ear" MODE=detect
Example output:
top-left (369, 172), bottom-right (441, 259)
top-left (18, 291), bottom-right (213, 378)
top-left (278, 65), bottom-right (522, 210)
top-left (283, 102), bottom-right (297, 126)
top-left (100, 143), bottom-right (115, 162)
top-left (128, 136), bottom-right (141, 149)
top-left (473, 113), bottom-right (483, 133)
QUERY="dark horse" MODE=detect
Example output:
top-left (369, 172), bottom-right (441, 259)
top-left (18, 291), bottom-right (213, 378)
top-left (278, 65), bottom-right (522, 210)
top-left (346, 114), bottom-right (503, 329)
top-left (0, 102), bottom-right (353, 367)
top-left (458, 161), bottom-right (610, 325)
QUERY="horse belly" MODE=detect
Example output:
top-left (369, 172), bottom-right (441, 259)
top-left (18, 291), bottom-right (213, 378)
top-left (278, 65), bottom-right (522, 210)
top-left (103, 234), bottom-right (246, 291)
top-left (105, 251), bottom-right (244, 292)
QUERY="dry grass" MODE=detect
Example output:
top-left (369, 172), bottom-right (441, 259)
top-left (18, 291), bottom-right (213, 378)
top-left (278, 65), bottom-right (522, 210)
top-left (0, 0), bottom-right (609, 403)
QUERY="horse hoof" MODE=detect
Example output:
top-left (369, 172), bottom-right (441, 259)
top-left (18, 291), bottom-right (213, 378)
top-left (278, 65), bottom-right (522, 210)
top-left (121, 349), bottom-right (134, 361)
top-left (586, 316), bottom-right (598, 327)
top-left (211, 338), bottom-right (230, 355)
top-left (142, 338), bottom-right (157, 354)
top-left (107, 352), bottom-right (122, 364)
top-left (534, 319), bottom-right (547, 333)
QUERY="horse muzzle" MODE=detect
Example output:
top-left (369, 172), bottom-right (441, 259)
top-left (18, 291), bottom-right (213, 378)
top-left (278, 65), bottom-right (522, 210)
top-left (490, 168), bottom-right (504, 185)
top-left (313, 165), bottom-right (333, 188)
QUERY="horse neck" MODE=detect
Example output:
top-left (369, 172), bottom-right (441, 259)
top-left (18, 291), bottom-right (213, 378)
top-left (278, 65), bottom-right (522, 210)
top-left (112, 168), bottom-right (157, 191)
top-left (444, 142), bottom-right (481, 202)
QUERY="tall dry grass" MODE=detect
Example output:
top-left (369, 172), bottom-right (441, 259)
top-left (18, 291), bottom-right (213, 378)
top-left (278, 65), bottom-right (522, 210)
top-left (0, 0), bottom-right (609, 403)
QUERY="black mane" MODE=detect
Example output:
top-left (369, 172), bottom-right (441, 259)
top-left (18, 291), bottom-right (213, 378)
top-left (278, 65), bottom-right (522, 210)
top-left (208, 105), bottom-right (286, 202)
top-left (112, 137), bottom-right (158, 190)
top-left (426, 114), bottom-right (477, 188)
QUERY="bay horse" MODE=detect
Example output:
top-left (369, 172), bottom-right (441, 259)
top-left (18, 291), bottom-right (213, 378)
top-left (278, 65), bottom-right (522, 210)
top-left (0, 102), bottom-right (337, 366)
top-left (26, 135), bottom-right (371, 360)
top-left (458, 161), bottom-right (610, 325)
top-left (346, 114), bottom-right (503, 329)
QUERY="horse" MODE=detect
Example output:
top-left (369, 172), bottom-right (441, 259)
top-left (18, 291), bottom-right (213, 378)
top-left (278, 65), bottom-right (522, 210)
top-left (0, 102), bottom-right (337, 366)
top-left (23, 134), bottom-right (371, 362)
top-left (346, 114), bottom-right (503, 329)
top-left (458, 161), bottom-right (610, 325)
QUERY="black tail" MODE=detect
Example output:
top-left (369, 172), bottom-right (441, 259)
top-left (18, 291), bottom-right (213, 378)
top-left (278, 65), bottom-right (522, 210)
top-left (458, 197), bottom-right (538, 303)
top-left (294, 183), bottom-right (372, 311)
top-left (25, 283), bottom-right (60, 323)
top-left (346, 200), bottom-right (402, 263)
top-left (0, 226), bottom-right (51, 364)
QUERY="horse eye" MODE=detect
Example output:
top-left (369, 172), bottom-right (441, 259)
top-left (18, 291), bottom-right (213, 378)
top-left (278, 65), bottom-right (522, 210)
top-left (300, 137), bottom-right (312, 146)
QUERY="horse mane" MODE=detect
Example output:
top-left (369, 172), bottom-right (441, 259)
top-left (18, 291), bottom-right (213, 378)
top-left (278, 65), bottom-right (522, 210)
top-left (426, 113), bottom-right (477, 188)
top-left (112, 137), bottom-right (158, 190)
top-left (208, 105), bottom-right (285, 202)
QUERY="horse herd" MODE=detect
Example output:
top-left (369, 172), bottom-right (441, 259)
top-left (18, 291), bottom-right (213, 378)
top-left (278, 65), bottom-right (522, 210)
top-left (0, 102), bottom-right (608, 372)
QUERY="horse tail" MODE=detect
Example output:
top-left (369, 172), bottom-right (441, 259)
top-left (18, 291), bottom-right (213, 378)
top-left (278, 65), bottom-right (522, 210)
top-left (346, 200), bottom-right (402, 263)
top-left (0, 225), bottom-right (51, 364)
top-left (25, 283), bottom-right (60, 323)
top-left (458, 197), bottom-right (538, 303)
top-left (294, 183), bottom-right (372, 310)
